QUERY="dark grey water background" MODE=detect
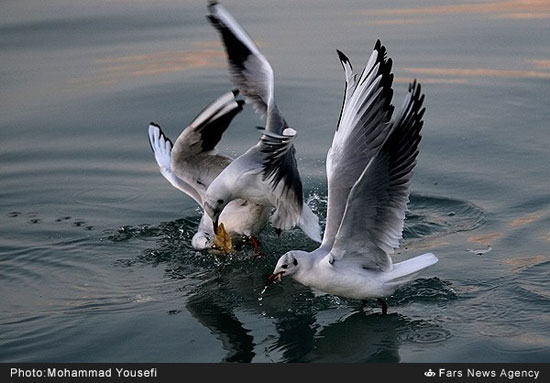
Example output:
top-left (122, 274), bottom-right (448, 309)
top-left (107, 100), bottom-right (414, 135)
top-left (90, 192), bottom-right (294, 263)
top-left (1, 0), bottom-right (549, 362)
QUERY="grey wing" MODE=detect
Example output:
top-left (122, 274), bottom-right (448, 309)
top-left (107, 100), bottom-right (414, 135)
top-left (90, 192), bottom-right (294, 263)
top-left (207, 2), bottom-right (287, 134)
top-left (148, 123), bottom-right (203, 205)
top-left (149, 90), bottom-right (243, 204)
top-left (258, 128), bottom-right (303, 229)
top-left (330, 80), bottom-right (425, 271)
top-left (322, 41), bottom-right (394, 249)
top-left (172, 89), bottom-right (244, 159)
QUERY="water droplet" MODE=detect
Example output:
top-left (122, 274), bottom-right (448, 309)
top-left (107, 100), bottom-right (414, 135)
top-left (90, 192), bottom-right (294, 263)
top-left (258, 285), bottom-right (269, 301)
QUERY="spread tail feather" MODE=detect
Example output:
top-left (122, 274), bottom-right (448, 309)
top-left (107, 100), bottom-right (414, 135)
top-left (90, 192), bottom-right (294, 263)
top-left (383, 252), bottom-right (438, 287)
top-left (298, 203), bottom-right (322, 242)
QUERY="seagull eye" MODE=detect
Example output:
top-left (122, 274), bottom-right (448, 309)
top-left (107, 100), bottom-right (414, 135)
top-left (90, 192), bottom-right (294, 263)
top-left (293, 259), bottom-right (298, 266)
top-left (281, 264), bottom-right (288, 269)
top-left (217, 199), bottom-right (224, 205)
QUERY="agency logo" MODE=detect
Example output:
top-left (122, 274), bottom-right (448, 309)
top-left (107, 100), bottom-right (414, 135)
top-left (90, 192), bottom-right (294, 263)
top-left (424, 369), bottom-right (436, 378)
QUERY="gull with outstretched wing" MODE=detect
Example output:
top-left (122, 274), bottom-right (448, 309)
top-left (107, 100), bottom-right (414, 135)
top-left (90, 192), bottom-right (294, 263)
top-left (202, 2), bottom-right (321, 242)
top-left (269, 42), bottom-right (437, 313)
top-left (148, 90), bottom-right (269, 251)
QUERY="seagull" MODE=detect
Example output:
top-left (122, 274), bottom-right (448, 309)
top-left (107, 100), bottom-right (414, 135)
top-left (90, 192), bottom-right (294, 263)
top-left (202, 1), bottom-right (322, 243)
top-left (148, 90), bottom-right (270, 250)
top-left (268, 42), bottom-right (438, 314)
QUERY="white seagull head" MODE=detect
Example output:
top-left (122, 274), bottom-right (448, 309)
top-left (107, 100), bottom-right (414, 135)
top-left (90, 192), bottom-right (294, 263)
top-left (268, 250), bottom-right (309, 283)
top-left (203, 184), bottom-right (231, 233)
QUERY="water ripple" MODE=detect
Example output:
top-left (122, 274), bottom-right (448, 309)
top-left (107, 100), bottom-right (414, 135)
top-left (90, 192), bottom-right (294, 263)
top-left (392, 277), bottom-right (458, 305)
top-left (401, 324), bottom-right (453, 344)
top-left (404, 195), bottom-right (486, 239)
top-left (72, 185), bottom-right (140, 206)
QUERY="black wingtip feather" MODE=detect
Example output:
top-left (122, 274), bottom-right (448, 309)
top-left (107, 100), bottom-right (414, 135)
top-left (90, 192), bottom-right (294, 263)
top-left (336, 49), bottom-right (352, 68)
top-left (386, 58), bottom-right (393, 73)
top-left (336, 39), bottom-right (394, 134)
top-left (206, 5), bottom-right (254, 73)
top-left (207, 1), bottom-right (219, 10)
top-left (148, 122), bottom-right (173, 153)
top-left (366, 39), bottom-right (394, 113)
top-left (184, 90), bottom-right (246, 153)
top-left (374, 39), bottom-right (389, 61)
top-left (260, 132), bottom-right (304, 209)
top-left (385, 79), bottom-right (426, 157)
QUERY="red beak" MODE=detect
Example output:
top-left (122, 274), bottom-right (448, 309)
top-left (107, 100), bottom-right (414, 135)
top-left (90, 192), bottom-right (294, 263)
top-left (267, 271), bottom-right (284, 284)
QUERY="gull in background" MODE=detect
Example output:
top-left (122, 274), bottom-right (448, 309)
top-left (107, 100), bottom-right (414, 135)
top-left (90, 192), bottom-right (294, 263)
top-left (148, 90), bottom-right (269, 250)
top-left (269, 42), bottom-right (438, 314)
top-left (202, 1), bottom-right (322, 243)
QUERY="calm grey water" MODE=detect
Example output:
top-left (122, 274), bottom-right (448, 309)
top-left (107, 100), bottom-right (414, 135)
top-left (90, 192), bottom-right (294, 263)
top-left (1, 0), bottom-right (549, 363)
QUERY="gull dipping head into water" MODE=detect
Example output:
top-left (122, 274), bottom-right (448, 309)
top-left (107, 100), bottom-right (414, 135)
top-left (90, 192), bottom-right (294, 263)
top-left (269, 41), bottom-right (438, 314)
top-left (148, 90), bottom-right (269, 251)
top-left (202, 2), bottom-right (322, 243)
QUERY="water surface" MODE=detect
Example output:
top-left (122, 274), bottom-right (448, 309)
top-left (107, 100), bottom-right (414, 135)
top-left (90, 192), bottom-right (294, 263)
top-left (1, 0), bottom-right (549, 362)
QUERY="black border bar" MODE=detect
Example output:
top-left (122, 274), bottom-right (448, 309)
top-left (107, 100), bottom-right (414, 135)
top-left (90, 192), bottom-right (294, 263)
top-left (3, 363), bottom-right (548, 383)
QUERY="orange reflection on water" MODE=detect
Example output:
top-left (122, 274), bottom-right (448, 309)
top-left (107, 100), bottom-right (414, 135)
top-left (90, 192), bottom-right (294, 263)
top-left (510, 212), bottom-right (544, 228)
top-left (404, 66), bottom-right (550, 81)
top-left (361, 0), bottom-right (550, 20)
top-left (530, 59), bottom-right (550, 69)
top-left (504, 255), bottom-right (549, 272)
top-left (94, 49), bottom-right (224, 79)
top-left (394, 77), bottom-right (469, 85)
top-left (468, 232), bottom-right (503, 246)
top-left (68, 43), bottom-right (227, 89)
top-left (367, 18), bottom-right (430, 26)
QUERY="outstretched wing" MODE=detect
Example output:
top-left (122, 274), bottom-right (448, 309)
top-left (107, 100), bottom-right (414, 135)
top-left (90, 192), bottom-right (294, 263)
top-left (322, 41), bottom-right (394, 249)
top-left (148, 123), bottom-right (203, 205)
top-left (172, 89), bottom-right (244, 159)
top-left (330, 81), bottom-right (425, 271)
top-left (258, 128), bottom-right (303, 229)
top-left (207, 1), bottom-right (287, 134)
top-left (149, 90), bottom-right (244, 205)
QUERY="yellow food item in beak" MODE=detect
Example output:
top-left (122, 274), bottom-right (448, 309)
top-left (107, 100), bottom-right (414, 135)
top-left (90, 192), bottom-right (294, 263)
top-left (213, 222), bottom-right (233, 254)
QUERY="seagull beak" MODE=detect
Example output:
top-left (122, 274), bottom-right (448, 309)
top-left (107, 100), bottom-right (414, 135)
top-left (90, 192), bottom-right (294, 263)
top-left (213, 215), bottom-right (219, 235)
top-left (267, 271), bottom-right (284, 284)
top-left (204, 202), bottom-right (220, 234)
